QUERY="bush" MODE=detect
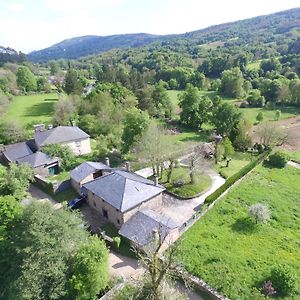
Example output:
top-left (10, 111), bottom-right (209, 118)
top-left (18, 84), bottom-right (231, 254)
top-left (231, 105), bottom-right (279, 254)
top-left (205, 150), bottom-right (270, 204)
top-left (262, 280), bottom-right (276, 297)
top-left (173, 179), bottom-right (185, 188)
top-left (270, 264), bottom-right (298, 296)
top-left (268, 151), bottom-right (289, 168)
top-left (248, 203), bottom-right (270, 224)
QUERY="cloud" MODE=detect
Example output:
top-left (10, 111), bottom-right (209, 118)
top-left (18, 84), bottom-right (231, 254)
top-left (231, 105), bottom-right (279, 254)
top-left (45, 0), bottom-right (123, 13)
top-left (5, 2), bottom-right (26, 13)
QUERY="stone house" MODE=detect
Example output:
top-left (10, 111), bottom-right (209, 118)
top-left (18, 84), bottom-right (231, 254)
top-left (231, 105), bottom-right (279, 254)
top-left (83, 170), bottom-right (166, 229)
top-left (34, 125), bottom-right (91, 155)
top-left (70, 161), bottom-right (111, 193)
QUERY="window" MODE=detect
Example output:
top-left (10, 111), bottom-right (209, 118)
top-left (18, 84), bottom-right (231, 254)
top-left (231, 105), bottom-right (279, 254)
top-left (102, 209), bottom-right (108, 219)
top-left (75, 140), bottom-right (81, 147)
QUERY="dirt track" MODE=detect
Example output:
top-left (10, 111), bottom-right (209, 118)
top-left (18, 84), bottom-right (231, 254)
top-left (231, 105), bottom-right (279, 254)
top-left (252, 116), bottom-right (300, 151)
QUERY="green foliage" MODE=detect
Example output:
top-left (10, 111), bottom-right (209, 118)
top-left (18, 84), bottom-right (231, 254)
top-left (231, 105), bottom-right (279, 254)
top-left (0, 120), bottom-right (27, 144)
top-left (69, 236), bottom-right (109, 300)
top-left (16, 66), bottom-right (37, 92)
top-left (268, 151), bottom-right (289, 168)
top-left (176, 164), bottom-right (300, 299)
top-left (121, 107), bottom-right (150, 153)
top-left (0, 201), bottom-right (92, 299)
top-left (53, 95), bottom-right (78, 125)
top-left (274, 109), bottom-right (281, 121)
top-left (0, 163), bottom-right (34, 199)
top-left (222, 137), bottom-right (235, 159)
top-left (220, 67), bottom-right (245, 98)
top-left (64, 69), bottom-right (83, 95)
top-left (211, 102), bottom-right (241, 136)
top-left (270, 264), bottom-right (298, 296)
top-left (179, 84), bottom-right (212, 128)
top-left (256, 112), bottom-right (264, 123)
top-left (247, 89), bottom-right (265, 108)
top-left (42, 144), bottom-right (76, 171)
top-left (248, 203), bottom-right (270, 224)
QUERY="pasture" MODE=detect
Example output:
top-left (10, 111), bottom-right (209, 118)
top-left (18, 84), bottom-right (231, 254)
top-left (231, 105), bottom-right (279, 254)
top-left (176, 165), bottom-right (300, 300)
top-left (4, 93), bottom-right (59, 126)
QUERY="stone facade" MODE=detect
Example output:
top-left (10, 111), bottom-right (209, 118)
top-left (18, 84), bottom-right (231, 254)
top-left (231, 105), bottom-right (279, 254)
top-left (63, 137), bottom-right (91, 156)
top-left (86, 191), bottom-right (163, 229)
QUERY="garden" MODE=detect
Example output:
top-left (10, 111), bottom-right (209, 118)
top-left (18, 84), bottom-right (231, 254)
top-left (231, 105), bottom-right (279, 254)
top-left (175, 164), bottom-right (300, 299)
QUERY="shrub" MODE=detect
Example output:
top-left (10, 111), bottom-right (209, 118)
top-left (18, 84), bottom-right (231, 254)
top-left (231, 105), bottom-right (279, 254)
top-left (268, 151), bottom-right (289, 168)
top-left (248, 203), bottom-right (270, 224)
top-left (113, 236), bottom-right (121, 249)
top-left (173, 179), bottom-right (184, 188)
top-left (270, 264), bottom-right (297, 296)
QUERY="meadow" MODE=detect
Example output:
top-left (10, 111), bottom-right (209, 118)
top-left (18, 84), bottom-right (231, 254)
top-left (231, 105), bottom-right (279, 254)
top-left (4, 93), bottom-right (59, 126)
top-left (176, 165), bottom-right (300, 300)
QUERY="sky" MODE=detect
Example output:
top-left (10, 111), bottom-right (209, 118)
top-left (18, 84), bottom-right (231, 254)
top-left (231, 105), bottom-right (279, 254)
top-left (0, 0), bottom-right (299, 53)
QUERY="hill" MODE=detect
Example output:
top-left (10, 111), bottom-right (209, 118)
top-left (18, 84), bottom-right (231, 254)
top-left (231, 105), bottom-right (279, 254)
top-left (28, 8), bottom-right (300, 62)
top-left (28, 33), bottom-right (163, 62)
top-left (0, 46), bottom-right (27, 66)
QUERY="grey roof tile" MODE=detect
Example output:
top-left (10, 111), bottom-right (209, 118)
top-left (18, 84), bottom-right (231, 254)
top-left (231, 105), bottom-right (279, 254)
top-left (70, 161), bottom-right (111, 183)
top-left (16, 151), bottom-right (58, 168)
top-left (83, 170), bottom-right (165, 212)
top-left (2, 142), bottom-right (34, 162)
top-left (34, 126), bottom-right (89, 147)
top-left (119, 209), bottom-right (177, 246)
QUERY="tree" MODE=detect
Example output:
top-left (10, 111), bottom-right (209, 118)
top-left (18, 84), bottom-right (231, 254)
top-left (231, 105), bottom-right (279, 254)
top-left (268, 151), bottom-right (289, 168)
top-left (211, 102), bottom-right (241, 136)
top-left (0, 120), bottom-right (27, 144)
top-left (179, 84), bottom-right (212, 129)
top-left (121, 108), bottom-right (150, 153)
top-left (53, 95), bottom-right (78, 125)
top-left (222, 137), bottom-right (234, 159)
top-left (0, 163), bottom-right (34, 200)
top-left (152, 81), bottom-right (173, 118)
top-left (49, 60), bottom-right (60, 75)
top-left (248, 203), bottom-right (270, 224)
top-left (247, 89), bottom-right (265, 107)
top-left (0, 201), bottom-right (109, 300)
top-left (256, 112), bottom-right (264, 123)
top-left (270, 264), bottom-right (297, 296)
top-left (220, 67), bottom-right (245, 98)
top-left (64, 69), bottom-right (83, 95)
top-left (69, 236), bottom-right (109, 300)
top-left (256, 123), bottom-right (289, 147)
top-left (37, 77), bottom-right (51, 92)
top-left (42, 143), bottom-right (76, 171)
top-left (274, 109), bottom-right (281, 121)
top-left (16, 66), bottom-right (37, 92)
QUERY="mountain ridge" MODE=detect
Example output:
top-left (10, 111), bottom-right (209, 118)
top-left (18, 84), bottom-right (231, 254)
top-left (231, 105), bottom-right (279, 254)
top-left (28, 7), bottom-right (300, 62)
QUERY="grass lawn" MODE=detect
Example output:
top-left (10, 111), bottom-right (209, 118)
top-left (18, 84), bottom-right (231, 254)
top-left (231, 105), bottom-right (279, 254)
top-left (215, 152), bottom-right (254, 178)
top-left (176, 165), bottom-right (300, 300)
top-left (289, 151), bottom-right (300, 162)
top-left (160, 166), bottom-right (211, 198)
top-left (240, 106), bottom-right (300, 125)
top-left (52, 188), bottom-right (78, 203)
top-left (48, 171), bottom-right (70, 183)
top-left (4, 93), bottom-right (59, 126)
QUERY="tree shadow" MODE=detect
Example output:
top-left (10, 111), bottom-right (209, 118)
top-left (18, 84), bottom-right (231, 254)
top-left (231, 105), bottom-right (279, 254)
top-left (24, 99), bottom-right (56, 117)
top-left (231, 217), bottom-right (257, 234)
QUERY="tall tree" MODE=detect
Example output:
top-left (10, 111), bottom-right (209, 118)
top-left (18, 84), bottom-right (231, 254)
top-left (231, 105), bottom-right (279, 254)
top-left (220, 67), bottom-right (245, 98)
top-left (64, 69), bottom-right (83, 95)
top-left (16, 66), bottom-right (37, 92)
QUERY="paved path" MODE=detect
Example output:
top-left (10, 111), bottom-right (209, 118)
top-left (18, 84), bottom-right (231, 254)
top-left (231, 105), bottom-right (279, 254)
top-left (288, 160), bottom-right (300, 169)
top-left (26, 184), bottom-right (63, 209)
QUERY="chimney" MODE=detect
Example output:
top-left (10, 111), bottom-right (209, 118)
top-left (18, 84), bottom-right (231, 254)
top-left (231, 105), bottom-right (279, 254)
top-left (71, 120), bottom-right (76, 127)
top-left (153, 175), bottom-right (158, 186)
top-left (125, 161), bottom-right (131, 172)
top-left (104, 157), bottom-right (110, 167)
top-left (33, 124), bottom-right (45, 132)
top-left (152, 228), bottom-right (159, 241)
top-left (48, 124), bottom-right (53, 130)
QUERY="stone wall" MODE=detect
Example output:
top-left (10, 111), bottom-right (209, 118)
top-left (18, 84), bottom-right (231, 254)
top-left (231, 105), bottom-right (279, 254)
top-left (64, 137), bottom-right (91, 155)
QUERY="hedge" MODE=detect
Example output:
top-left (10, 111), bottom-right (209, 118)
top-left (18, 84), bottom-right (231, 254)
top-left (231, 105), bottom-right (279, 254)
top-left (205, 150), bottom-right (271, 204)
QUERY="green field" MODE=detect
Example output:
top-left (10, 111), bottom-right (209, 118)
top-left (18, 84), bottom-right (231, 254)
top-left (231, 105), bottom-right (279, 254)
top-left (240, 106), bottom-right (300, 124)
top-left (4, 93), bottom-right (59, 125)
top-left (176, 165), bottom-right (300, 300)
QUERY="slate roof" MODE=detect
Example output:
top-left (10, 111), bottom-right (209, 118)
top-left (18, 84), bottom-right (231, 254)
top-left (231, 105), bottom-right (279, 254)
top-left (2, 141), bottom-right (34, 162)
top-left (34, 126), bottom-right (90, 148)
top-left (83, 170), bottom-right (165, 212)
top-left (70, 161), bottom-right (111, 183)
top-left (16, 151), bottom-right (58, 168)
top-left (119, 209), bottom-right (178, 247)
